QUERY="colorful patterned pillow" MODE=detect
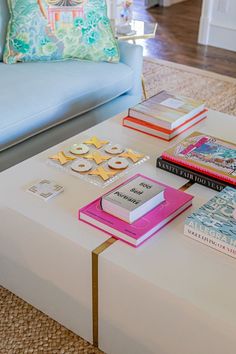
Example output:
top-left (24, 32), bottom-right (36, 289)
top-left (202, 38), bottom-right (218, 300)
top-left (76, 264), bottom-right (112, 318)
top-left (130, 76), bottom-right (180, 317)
top-left (4, 0), bottom-right (119, 63)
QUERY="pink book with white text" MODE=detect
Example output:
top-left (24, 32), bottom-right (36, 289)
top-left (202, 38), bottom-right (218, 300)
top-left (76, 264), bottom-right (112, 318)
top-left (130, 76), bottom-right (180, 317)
top-left (78, 174), bottom-right (193, 247)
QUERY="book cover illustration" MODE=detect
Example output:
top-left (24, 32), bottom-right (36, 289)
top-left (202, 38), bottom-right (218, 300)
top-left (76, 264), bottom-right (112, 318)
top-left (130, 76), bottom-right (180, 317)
top-left (130, 91), bottom-right (204, 123)
top-left (162, 132), bottom-right (236, 185)
top-left (185, 187), bottom-right (236, 255)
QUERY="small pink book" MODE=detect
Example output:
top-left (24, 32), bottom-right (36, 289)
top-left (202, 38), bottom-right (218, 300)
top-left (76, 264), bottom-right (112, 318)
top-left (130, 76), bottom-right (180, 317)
top-left (78, 174), bottom-right (193, 247)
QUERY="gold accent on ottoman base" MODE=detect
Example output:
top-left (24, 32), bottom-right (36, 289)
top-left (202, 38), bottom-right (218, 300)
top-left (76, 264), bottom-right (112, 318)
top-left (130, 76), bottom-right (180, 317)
top-left (179, 180), bottom-right (195, 191)
top-left (92, 237), bottom-right (117, 347)
top-left (91, 180), bottom-right (194, 348)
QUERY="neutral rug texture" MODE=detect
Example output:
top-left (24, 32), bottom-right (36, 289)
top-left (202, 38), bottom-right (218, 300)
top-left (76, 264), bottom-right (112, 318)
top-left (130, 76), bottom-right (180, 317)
top-left (1, 58), bottom-right (236, 354)
top-left (0, 286), bottom-right (102, 354)
top-left (143, 57), bottom-right (236, 116)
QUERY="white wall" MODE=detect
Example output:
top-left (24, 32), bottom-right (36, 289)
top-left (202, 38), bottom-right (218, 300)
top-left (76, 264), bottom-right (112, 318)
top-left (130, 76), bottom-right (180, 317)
top-left (198, 0), bottom-right (236, 52)
top-left (160, 0), bottom-right (187, 6)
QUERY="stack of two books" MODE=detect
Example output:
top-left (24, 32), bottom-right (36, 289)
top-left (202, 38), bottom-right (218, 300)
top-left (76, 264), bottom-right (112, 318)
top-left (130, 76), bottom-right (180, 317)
top-left (123, 90), bottom-right (208, 141)
top-left (79, 174), bottom-right (193, 247)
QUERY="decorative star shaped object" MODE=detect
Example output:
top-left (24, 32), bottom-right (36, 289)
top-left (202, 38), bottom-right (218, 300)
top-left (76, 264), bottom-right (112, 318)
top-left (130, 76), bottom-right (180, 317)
top-left (89, 167), bottom-right (118, 181)
top-left (84, 136), bottom-right (109, 149)
top-left (84, 151), bottom-right (111, 165)
top-left (49, 151), bottom-right (76, 165)
top-left (119, 149), bottom-right (144, 162)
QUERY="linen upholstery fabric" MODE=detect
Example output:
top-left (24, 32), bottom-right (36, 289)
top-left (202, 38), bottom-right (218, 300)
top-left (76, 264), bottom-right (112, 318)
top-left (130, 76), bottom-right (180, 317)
top-left (0, 0), bottom-right (10, 61)
top-left (4, 0), bottom-right (119, 63)
top-left (0, 58), bottom-right (133, 150)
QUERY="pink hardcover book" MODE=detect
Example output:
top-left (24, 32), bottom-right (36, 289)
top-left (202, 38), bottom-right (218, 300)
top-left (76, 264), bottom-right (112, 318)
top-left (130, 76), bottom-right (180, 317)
top-left (79, 174), bottom-right (193, 247)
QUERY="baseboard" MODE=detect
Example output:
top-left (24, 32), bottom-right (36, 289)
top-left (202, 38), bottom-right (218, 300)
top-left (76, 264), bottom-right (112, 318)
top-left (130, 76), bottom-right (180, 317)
top-left (208, 22), bottom-right (236, 52)
top-left (198, 1), bottom-right (236, 53)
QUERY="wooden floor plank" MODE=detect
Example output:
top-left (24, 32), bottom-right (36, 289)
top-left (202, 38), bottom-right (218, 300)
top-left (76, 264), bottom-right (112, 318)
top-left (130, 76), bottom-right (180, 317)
top-left (133, 0), bottom-right (236, 78)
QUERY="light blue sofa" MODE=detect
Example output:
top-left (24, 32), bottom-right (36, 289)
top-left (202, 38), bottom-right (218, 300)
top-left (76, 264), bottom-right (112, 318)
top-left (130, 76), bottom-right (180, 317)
top-left (0, 0), bottom-right (143, 171)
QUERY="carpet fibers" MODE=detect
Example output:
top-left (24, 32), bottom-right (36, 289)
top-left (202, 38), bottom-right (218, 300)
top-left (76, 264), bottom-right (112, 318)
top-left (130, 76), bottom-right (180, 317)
top-left (1, 59), bottom-right (236, 354)
top-left (0, 287), bottom-right (102, 354)
top-left (143, 57), bottom-right (236, 116)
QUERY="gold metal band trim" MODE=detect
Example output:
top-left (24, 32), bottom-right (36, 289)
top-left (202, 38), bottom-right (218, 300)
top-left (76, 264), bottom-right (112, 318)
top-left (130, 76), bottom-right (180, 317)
top-left (91, 179), bottom-right (194, 348)
top-left (179, 180), bottom-right (195, 191)
top-left (92, 237), bottom-right (117, 347)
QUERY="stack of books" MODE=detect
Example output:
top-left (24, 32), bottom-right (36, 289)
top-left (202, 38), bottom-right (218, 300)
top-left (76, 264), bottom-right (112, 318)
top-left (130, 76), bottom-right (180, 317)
top-left (156, 132), bottom-right (236, 191)
top-left (184, 187), bottom-right (236, 259)
top-left (79, 174), bottom-right (193, 247)
top-left (123, 90), bottom-right (208, 141)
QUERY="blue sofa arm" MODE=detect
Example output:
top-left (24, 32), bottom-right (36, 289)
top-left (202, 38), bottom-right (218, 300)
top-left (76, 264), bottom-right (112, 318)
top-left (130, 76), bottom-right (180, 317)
top-left (118, 41), bottom-right (143, 98)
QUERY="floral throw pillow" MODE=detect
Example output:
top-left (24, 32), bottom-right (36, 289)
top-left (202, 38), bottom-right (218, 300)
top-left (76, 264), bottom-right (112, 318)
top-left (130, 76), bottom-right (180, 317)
top-left (4, 0), bottom-right (119, 64)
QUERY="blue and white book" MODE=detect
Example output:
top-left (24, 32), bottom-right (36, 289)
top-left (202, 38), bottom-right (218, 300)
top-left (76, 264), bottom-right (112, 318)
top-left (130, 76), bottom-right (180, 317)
top-left (184, 187), bottom-right (236, 258)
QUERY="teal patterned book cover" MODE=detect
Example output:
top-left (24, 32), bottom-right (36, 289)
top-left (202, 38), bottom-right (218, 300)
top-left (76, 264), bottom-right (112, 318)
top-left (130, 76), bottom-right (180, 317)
top-left (184, 187), bottom-right (236, 258)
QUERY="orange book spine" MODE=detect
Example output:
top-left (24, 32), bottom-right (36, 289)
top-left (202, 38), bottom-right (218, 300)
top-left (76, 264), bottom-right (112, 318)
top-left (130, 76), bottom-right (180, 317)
top-left (125, 109), bottom-right (208, 134)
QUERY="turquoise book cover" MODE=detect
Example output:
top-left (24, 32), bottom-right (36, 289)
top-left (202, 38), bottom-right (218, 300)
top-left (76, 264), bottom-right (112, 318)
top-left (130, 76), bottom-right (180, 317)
top-left (185, 187), bottom-right (236, 253)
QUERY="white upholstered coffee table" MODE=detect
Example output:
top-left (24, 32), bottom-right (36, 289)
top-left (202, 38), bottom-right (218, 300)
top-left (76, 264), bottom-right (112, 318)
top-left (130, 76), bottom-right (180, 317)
top-left (0, 110), bottom-right (236, 354)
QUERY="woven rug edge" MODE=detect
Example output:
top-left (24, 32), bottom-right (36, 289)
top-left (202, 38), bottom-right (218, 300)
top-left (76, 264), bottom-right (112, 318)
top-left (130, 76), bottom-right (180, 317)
top-left (143, 56), bottom-right (236, 84)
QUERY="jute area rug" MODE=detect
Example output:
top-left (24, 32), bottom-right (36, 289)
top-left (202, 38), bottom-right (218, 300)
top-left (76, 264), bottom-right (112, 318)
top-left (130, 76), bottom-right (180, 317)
top-left (143, 57), bottom-right (236, 116)
top-left (0, 286), bottom-right (102, 354)
top-left (1, 58), bottom-right (236, 354)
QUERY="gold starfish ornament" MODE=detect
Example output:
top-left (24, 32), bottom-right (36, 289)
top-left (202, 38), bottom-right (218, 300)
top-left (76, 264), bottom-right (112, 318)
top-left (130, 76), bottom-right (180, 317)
top-left (119, 149), bottom-right (144, 162)
top-left (49, 151), bottom-right (76, 165)
top-left (89, 167), bottom-right (118, 181)
top-left (84, 151), bottom-right (111, 165)
top-left (84, 136), bottom-right (109, 149)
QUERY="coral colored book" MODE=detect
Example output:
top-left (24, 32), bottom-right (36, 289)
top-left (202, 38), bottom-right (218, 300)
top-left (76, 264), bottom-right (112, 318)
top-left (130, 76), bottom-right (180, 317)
top-left (129, 90), bottom-right (205, 129)
top-left (123, 109), bottom-right (207, 141)
top-left (78, 174), bottom-right (193, 247)
top-left (162, 132), bottom-right (236, 186)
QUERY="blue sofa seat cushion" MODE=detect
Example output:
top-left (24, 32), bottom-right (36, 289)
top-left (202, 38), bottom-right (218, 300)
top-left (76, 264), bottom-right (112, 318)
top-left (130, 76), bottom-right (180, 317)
top-left (0, 60), bottom-right (133, 151)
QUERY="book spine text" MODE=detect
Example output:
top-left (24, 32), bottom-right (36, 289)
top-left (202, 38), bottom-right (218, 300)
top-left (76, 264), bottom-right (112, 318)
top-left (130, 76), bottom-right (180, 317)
top-left (156, 158), bottom-right (227, 192)
top-left (161, 152), bottom-right (235, 185)
top-left (184, 224), bottom-right (236, 259)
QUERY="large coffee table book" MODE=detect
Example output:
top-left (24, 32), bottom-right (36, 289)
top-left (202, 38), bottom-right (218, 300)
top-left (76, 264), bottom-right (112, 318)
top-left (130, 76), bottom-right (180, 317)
top-left (159, 131), bottom-right (236, 188)
top-left (101, 175), bottom-right (165, 223)
top-left (184, 187), bottom-right (236, 259)
top-left (79, 174), bottom-right (193, 247)
top-left (123, 90), bottom-right (207, 140)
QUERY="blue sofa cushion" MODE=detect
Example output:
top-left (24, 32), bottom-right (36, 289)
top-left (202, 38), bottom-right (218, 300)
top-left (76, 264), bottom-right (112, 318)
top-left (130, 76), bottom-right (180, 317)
top-left (0, 60), bottom-right (133, 151)
top-left (0, 0), bottom-right (9, 61)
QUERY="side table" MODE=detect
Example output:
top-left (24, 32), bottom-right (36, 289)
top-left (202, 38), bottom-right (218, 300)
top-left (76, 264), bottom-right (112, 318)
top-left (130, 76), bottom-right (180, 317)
top-left (116, 20), bottom-right (158, 100)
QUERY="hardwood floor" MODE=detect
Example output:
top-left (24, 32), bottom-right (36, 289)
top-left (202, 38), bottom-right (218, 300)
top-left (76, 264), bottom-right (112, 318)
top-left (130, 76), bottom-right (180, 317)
top-left (133, 0), bottom-right (236, 78)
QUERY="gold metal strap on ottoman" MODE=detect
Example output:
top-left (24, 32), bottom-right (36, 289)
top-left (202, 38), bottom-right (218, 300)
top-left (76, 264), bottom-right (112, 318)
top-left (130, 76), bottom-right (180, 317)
top-left (179, 180), bottom-right (195, 191)
top-left (91, 179), bottom-right (194, 348)
top-left (92, 237), bottom-right (117, 347)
